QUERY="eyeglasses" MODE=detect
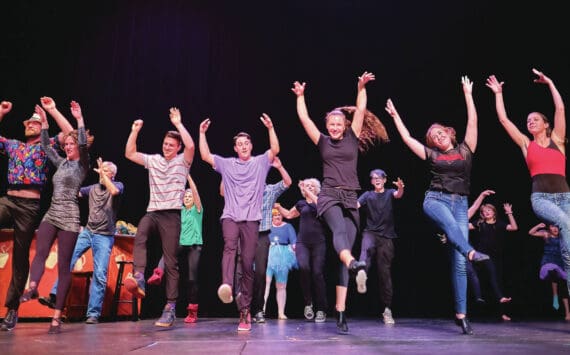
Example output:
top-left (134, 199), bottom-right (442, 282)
top-left (370, 176), bottom-right (384, 180)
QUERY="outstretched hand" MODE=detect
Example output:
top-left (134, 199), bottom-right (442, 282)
top-left (485, 75), bottom-right (503, 94)
top-left (199, 118), bottom-right (211, 134)
top-left (260, 113), bottom-right (273, 129)
top-left (70, 100), bottom-right (83, 120)
top-left (40, 96), bottom-right (56, 110)
top-left (35, 104), bottom-right (48, 128)
top-left (503, 202), bottom-right (513, 214)
top-left (385, 98), bottom-right (398, 118)
top-left (358, 71), bottom-right (375, 90)
top-left (479, 189), bottom-right (495, 199)
top-left (393, 177), bottom-right (405, 189)
top-left (461, 75), bottom-right (473, 95)
top-left (93, 157), bottom-right (104, 174)
top-left (291, 81), bottom-right (306, 96)
top-left (532, 68), bottom-right (552, 85)
top-left (169, 107), bottom-right (182, 126)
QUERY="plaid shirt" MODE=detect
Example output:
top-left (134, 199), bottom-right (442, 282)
top-left (259, 180), bottom-right (288, 232)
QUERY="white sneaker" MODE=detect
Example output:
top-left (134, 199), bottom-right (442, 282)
top-left (217, 284), bottom-right (233, 304)
top-left (356, 269), bottom-right (367, 294)
top-left (382, 307), bottom-right (395, 325)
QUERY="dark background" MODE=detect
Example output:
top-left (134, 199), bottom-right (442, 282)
top-left (1, 0), bottom-right (569, 320)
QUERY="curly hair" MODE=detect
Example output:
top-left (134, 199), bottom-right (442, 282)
top-left (63, 129), bottom-right (95, 148)
top-left (332, 106), bottom-right (389, 152)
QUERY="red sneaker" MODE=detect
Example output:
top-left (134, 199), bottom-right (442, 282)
top-left (237, 309), bottom-right (251, 331)
top-left (184, 304), bottom-right (198, 323)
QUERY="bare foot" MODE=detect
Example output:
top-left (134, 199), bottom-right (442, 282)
top-left (500, 297), bottom-right (512, 303)
top-left (501, 314), bottom-right (511, 321)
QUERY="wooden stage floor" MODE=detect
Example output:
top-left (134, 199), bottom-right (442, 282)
top-left (1, 316), bottom-right (569, 354)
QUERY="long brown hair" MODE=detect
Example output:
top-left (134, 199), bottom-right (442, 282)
top-left (334, 106), bottom-right (389, 152)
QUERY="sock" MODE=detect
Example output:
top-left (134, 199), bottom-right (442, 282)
top-left (167, 302), bottom-right (176, 310)
top-left (553, 295), bottom-right (560, 310)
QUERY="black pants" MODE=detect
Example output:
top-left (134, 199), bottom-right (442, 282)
top-left (359, 232), bottom-right (394, 308)
top-left (296, 240), bottom-right (328, 312)
top-left (249, 231), bottom-right (270, 314)
top-left (0, 196), bottom-right (42, 310)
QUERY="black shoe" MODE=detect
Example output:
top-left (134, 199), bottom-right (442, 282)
top-left (38, 294), bottom-right (57, 309)
top-left (475, 297), bottom-right (486, 304)
top-left (336, 311), bottom-right (349, 335)
top-left (48, 318), bottom-right (62, 334)
top-left (455, 317), bottom-right (473, 335)
top-left (1, 309), bottom-right (18, 331)
top-left (348, 259), bottom-right (366, 276)
top-left (470, 251), bottom-right (490, 263)
top-left (253, 311), bottom-right (265, 324)
top-left (19, 287), bottom-right (39, 303)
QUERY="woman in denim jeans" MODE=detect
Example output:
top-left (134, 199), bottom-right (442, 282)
top-left (487, 69), bottom-right (570, 301)
top-left (385, 76), bottom-right (489, 335)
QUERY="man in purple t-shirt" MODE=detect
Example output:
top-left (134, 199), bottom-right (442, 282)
top-left (199, 113), bottom-right (279, 332)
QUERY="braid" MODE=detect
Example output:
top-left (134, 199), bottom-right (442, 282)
top-left (336, 106), bottom-right (389, 152)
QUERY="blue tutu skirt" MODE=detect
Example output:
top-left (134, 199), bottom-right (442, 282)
top-left (267, 244), bottom-right (298, 272)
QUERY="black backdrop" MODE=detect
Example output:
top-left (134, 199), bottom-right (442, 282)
top-left (1, 0), bottom-right (569, 319)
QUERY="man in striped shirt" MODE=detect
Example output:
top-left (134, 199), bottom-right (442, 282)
top-left (124, 107), bottom-right (194, 328)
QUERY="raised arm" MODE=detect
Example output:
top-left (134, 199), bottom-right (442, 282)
top-left (385, 98), bottom-right (426, 160)
top-left (486, 75), bottom-right (530, 152)
top-left (533, 68), bottom-right (566, 149)
top-left (503, 203), bottom-right (518, 231)
top-left (260, 113), bottom-right (279, 162)
top-left (468, 190), bottom-right (495, 219)
top-left (40, 97), bottom-right (75, 144)
top-left (291, 81), bottom-right (320, 145)
top-left (198, 118), bottom-right (215, 167)
top-left (352, 71), bottom-right (375, 137)
top-left (0, 101), bottom-right (12, 121)
top-left (462, 76), bottom-right (478, 152)
top-left (125, 119), bottom-right (145, 166)
top-left (38, 105), bottom-right (63, 165)
top-left (94, 158), bottom-right (120, 196)
top-left (529, 222), bottom-right (548, 238)
top-left (169, 107), bottom-right (195, 165)
top-left (187, 174), bottom-right (202, 213)
top-left (272, 156), bottom-right (292, 188)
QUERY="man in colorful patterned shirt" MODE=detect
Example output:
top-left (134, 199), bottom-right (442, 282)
top-left (0, 98), bottom-right (74, 331)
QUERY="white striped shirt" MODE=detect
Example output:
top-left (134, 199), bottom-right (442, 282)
top-left (143, 153), bottom-right (190, 211)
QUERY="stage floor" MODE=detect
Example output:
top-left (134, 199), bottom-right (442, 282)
top-left (1, 317), bottom-right (569, 354)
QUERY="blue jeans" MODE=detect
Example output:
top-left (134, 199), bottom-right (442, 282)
top-left (423, 191), bottom-right (473, 315)
top-left (51, 229), bottom-right (114, 318)
top-left (531, 192), bottom-right (570, 296)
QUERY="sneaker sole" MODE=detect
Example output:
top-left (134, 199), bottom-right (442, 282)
top-left (38, 298), bottom-right (56, 309)
top-left (356, 270), bottom-right (367, 294)
top-left (237, 326), bottom-right (251, 331)
top-left (217, 285), bottom-right (233, 304)
top-left (124, 278), bottom-right (146, 298)
top-left (155, 321), bottom-right (174, 327)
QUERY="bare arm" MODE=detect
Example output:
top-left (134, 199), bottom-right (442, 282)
top-left (125, 119), bottom-right (146, 166)
top-left (529, 222), bottom-right (548, 238)
top-left (385, 98), bottom-right (426, 160)
top-left (468, 190), bottom-right (495, 219)
top-left (272, 156), bottom-right (292, 187)
top-left (94, 158), bottom-right (120, 196)
top-left (274, 202), bottom-right (300, 220)
top-left (503, 203), bottom-right (518, 231)
top-left (169, 107), bottom-right (195, 165)
top-left (198, 118), bottom-right (215, 167)
top-left (187, 174), bottom-right (202, 213)
top-left (260, 113), bottom-right (279, 162)
top-left (40, 97), bottom-right (75, 144)
top-left (462, 76), bottom-right (478, 152)
top-left (291, 81), bottom-right (320, 145)
top-left (351, 72), bottom-right (375, 137)
top-left (486, 75), bottom-right (530, 154)
top-left (533, 68), bottom-right (566, 150)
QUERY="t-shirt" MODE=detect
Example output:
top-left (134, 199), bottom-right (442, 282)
top-left (179, 204), bottom-right (203, 246)
top-left (425, 141), bottom-right (472, 196)
top-left (318, 128), bottom-right (360, 190)
top-left (80, 181), bottom-right (124, 235)
top-left (469, 219), bottom-right (508, 259)
top-left (295, 199), bottom-right (327, 244)
top-left (213, 152), bottom-right (271, 222)
top-left (143, 153), bottom-right (190, 211)
top-left (358, 189), bottom-right (398, 239)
